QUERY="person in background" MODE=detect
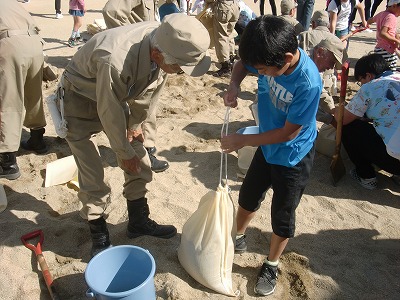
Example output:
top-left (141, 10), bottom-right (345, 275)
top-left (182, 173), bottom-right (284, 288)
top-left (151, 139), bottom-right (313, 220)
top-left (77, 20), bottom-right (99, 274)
top-left (296, 0), bottom-right (315, 30)
top-left (356, 0), bottom-right (388, 21)
top-left (299, 10), bottom-right (345, 125)
top-left (159, 1), bottom-right (180, 20)
top-left (221, 15), bottom-right (322, 296)
top-left (0, 0), bottom-right (48, 180)
top-left (370, 0), bottom-right (388, 18)
top-left (210, 0), bottom-right (240, 77)
top-left (55, 0), bottom-right (63, 19)
top-left (102, 0), bottom-right (159, 28)
top-left (279, 0), bottom-right (304, 35)
top-left (60, 14), bottom-right (211, 256)
top-left (102, 0), bottom-right (172, 173)
top-left (68, 0), bottom-right (85, 47)
top-left (327, 0), bottom-right (367, 49)
top-left (235, 0), bottom-right (257, 39)
top-left (367, 0), bottom-right (400, 71)
top-left (334, 53), bottom-right (400, 189)
top-left (255, 0), bottom-right (277, 15)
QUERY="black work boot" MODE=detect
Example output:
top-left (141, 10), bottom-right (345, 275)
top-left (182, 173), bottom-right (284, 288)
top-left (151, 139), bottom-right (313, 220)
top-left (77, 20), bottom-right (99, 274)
top-left (146, 148), bottom-right (169, 173)
top-left (20, 128), bottom-right (48, 154)
top-left (88, 217), bottom-right (112, 257)
top-left (126, 198), bottom-right (177, 239)
top-left (0, 152), bottom-right (21, 180)
top-left (212, 61), bottom-right (232, 78)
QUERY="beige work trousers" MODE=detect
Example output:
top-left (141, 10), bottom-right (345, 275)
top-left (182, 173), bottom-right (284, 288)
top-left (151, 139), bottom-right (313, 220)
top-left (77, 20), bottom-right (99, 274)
top-left (142, 98), bottom-right (157, 148)
top-left (63, 82), bottom-right (153, 221)
top-left (212, 0), bottom-right (240, 63)
top-left (0, 35), bottom-right (45, 152)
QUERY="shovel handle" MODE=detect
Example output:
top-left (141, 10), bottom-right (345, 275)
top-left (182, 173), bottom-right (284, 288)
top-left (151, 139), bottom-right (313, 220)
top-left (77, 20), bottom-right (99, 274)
top-left (21, 229), bottom-right (44, 255)
top-left (335, 61), bottom-right (350, 151)
top-left (37, 254), bottom-right (59, 300)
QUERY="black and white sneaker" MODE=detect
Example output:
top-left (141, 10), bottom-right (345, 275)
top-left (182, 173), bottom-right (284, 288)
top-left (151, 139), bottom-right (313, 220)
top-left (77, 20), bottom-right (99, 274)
top-left (254, 263), bottom-right (278, 296)
top-left (235, 234), bottom-right (247, 254)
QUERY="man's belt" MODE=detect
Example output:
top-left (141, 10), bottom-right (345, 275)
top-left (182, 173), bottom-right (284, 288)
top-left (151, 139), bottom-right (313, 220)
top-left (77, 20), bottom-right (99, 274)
top-left (0, 29), bottom-right (38, 40)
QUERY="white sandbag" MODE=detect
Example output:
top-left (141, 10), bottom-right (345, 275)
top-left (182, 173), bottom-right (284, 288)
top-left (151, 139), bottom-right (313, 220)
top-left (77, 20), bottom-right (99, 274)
top-left (46, 77), bottom-right (68, 138)
top-left (316, 124), bottom-right (348, 159)
top-left (45, 155), bottom-right (78, 188)
top-left (178, 108), bottom-right (239, 296)
top-left (177, 184), bottom-right (238, 296)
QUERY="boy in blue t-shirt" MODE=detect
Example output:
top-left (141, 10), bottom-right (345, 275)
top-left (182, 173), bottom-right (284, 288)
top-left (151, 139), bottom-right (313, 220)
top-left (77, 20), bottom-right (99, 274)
top-left (221, 15), bottom-right (322, 296)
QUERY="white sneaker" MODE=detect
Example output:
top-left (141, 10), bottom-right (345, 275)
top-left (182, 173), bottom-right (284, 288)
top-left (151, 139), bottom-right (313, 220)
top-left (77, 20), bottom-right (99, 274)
top-left (364, 28), bottom-right (373, 33)
top-left (56, 13), bottom-right (63, 19)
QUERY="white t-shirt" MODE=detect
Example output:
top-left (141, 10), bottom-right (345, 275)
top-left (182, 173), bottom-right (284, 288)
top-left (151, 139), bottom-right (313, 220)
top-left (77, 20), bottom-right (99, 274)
top-left (327, 0), bottom-right (360, 31)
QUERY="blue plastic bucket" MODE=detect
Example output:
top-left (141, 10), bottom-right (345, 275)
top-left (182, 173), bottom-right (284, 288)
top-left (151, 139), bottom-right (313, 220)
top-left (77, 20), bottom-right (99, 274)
top-left (85, 245), bottom-right (156, 300)
top-left (236, 126), bottom-right (259, 135)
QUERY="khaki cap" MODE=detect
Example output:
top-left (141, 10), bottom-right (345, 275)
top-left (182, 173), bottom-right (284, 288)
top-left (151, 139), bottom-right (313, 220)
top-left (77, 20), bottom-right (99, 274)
top-left (311, 10), bottom-right (329, 24)
top-left (316, 38), bottom-right (345, 68)
top-left (154, 14), bottom-right (211, 77)
top-left (388, 0), bottom-right (400, 6)
top-left (281, 0), bottom-right (297, 15)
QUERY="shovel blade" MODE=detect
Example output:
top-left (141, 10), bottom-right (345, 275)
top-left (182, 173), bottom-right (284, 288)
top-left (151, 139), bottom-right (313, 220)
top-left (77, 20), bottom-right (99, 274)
top-left (330, 154), bottom-right (346, 186)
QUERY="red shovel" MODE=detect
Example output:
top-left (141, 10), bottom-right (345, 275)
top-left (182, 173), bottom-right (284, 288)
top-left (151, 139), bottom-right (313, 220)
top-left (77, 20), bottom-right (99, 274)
top-left (340, 27), bottom-right (367, 42)
top-left (21, 230), bottom-right (60, 300)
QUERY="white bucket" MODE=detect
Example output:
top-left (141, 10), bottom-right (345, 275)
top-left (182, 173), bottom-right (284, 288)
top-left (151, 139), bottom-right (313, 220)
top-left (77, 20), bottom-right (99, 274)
top-left (236, 126), bottom-right (259, 175)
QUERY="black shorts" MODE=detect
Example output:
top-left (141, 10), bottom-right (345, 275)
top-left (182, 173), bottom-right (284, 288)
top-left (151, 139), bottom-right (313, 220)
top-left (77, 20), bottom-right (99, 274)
top-left (238, 145), bottom-right (315, 238)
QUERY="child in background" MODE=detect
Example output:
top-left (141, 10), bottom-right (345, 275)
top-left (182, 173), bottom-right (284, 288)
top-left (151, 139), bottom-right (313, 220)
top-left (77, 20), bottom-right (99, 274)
top-left (190, 0), bottom-right (205, 15)
top-left (367, 0), bottom-right (400, 71)
top-left (68, 0), bottom-right (85, 47)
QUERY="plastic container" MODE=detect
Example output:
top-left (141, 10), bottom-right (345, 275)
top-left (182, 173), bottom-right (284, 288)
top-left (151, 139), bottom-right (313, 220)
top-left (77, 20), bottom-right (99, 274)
top-left (0, 184), bottom-right (7, 213)
top-left (236, 126), bottom-right (259, 175)
top-left (85, 245), bottom-right (156, 300)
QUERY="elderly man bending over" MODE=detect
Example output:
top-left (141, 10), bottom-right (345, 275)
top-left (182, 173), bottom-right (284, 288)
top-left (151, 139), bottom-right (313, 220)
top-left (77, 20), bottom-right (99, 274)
top-left (61, 14), bottom-right (211, 256)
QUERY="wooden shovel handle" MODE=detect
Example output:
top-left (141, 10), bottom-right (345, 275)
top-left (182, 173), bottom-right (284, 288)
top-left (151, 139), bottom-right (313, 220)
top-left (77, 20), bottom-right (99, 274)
top-left (335, 61), bottom-right (350, 151)
top-left (37, 254), bottom-right (60, 300)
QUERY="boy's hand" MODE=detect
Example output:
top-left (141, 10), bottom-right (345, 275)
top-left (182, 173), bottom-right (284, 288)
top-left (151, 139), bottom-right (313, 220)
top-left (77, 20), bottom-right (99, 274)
top-left (221, 133), bottom-right (245, 153)
top-left (223, 84), bottom-right (240, 108)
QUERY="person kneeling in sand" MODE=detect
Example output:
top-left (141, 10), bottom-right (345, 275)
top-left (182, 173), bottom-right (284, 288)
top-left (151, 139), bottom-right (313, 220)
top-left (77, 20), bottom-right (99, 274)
top-left (335, 53), bottom-right (400, 190)
top-left (61, 14), bottom-right (211, 256)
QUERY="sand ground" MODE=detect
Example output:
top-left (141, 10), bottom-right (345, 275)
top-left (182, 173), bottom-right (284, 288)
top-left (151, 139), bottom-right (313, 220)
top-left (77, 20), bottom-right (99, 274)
top-left (0, 0), bottom-right (399, 299)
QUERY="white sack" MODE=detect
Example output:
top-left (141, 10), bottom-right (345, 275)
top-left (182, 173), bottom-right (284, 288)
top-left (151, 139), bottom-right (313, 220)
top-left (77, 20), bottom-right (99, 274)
top-left (178, 184), bottom-right (239, 296)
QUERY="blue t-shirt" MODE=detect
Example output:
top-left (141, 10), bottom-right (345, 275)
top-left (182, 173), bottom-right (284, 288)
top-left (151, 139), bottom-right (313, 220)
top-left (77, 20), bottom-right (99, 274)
top-left (247, 48), bottom-right (322, 167)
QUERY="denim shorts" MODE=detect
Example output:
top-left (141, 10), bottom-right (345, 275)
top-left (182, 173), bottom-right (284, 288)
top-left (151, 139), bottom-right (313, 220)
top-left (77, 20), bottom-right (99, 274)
top-left (69, 9), bottom-right (84, 17)
top-left (335, 27), bottom-right (349, 39)
top-left (238, 145), bottom-right (315, 238)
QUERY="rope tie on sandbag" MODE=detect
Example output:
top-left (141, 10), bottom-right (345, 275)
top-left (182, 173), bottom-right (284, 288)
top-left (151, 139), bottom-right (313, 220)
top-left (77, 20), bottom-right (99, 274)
top-left (219, 107), bottom-right (230, 187)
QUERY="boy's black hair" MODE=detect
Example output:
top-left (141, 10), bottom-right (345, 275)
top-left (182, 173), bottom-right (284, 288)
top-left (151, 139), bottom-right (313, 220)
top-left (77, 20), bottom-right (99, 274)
top-left (238, 15), bottom-right (298, 69)
top-left (354, 53), bottom-right (390, 81)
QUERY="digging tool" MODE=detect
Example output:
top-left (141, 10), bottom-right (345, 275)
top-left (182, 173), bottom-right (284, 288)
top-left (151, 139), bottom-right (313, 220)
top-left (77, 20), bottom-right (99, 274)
top-left (340, 26), bottom-right (367, 42)
top-left (21, 230), bottom-right (60, 300)
top-left (330, 60), bottom-right (350, 186)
